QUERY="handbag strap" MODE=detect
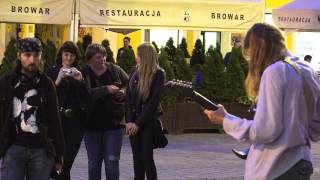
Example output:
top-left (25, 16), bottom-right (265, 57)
top-left (283, 57), bottom-right (314, 146)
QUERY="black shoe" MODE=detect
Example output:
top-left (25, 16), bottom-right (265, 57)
top-left (232, 148), bottom-right (249, 160)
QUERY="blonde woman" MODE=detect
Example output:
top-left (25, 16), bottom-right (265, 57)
top-left (204, 23), bottom-right (320, 180)
top-left (126, 43), bottom-right (165, 180)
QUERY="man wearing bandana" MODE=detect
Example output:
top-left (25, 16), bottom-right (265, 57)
top-left (0, 38), bottom-right (65, 180)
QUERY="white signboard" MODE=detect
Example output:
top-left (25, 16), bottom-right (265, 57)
top-left (0, 0), bottom-right (73, 24)
top-left (80, 0), bottom-right (264, 31)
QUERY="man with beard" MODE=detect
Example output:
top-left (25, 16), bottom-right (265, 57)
top-left (0, 38), bottom-right (65, 180)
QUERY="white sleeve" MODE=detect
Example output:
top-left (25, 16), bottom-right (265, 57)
top-left (223, 66), bottom-right (285, 144)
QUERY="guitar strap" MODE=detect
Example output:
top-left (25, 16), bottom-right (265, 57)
top-left (283, 57), bottom-right (314, 147)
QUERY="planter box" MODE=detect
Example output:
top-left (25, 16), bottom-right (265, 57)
top-left (162, 102), bottom-right (222, 134)
top-left (161, 101), bottom-right (254, 134)
top-left (225, 102), bottom-right (254, 120)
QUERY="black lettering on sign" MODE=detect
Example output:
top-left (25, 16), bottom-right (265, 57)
top-left (11, 6), bottom-right (16, 12)
top-left (31, 7), bottom-right (37, 13)
top-left (10, 6), bottom-right (50, 15)
top-left (45, 8), bottom-right (49, 15)
top-left (222, 14), bottom-right (226, 19)
top-left (98, 9), bottom-right (161, 17)
top-left (24, 7), bottom-right (29, 13)
top-left (100, 10), bottom-right (104, 16)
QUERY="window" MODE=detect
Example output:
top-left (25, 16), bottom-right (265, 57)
top-left (202, 31), bottom-right (220, 51)
top-left (295, 32), bottom-right (320, 72)
top-left (150, 29), bottom-right (182, 48)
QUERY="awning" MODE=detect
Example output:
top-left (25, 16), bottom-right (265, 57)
top-left (0, 0), bottom-right (74, 24)
top-left (80, 0), bottom-right (265, 31)
top-left (272, 0), bottom-right (320, 31)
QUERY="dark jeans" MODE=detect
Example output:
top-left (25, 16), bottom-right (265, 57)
top-left (130, 121), bottom-right (157, 180)
top-left (84, 128), bottom-right (123, 180)
top-left (56, 114), bottom-right (85, 180)
top-left (275, 159), bottom-right (313, 180)
top-left (0, 145), bottom-right (54, 180)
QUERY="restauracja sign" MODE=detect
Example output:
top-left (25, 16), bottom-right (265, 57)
top-left (99, 9), bottom-right (161, 17)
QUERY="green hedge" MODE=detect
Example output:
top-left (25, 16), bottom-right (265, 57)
top-left (0, 38), bottom-right (17, 75)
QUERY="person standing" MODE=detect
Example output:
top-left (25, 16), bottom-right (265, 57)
top-left (126, 43), bottom-right (166, 180)
top-left (46, 41), bottom-right (88, 180)
top-left (223, 38), bottom-right (242, 65)
top-left (82, 44), bottom-right (128, 180)
top-left (116, 36), bottom-right (135, 61)
top-left (116, 37), bottom-right (136, 73)
top-left (0, 37), bottom-right (65, 180)
top-left (304, 55), bottom-right (312, 63)
top-left (204, 23), bottom-right (320, 180)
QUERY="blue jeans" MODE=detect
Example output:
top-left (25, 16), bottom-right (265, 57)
top-left (84, 128), bottom-right (123, 180)
top-left (0, 145), bottom-right (54, 180)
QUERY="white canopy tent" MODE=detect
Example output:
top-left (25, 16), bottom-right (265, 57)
top-left (273, 0), bottom-right (320, 72)
top-left (0, 0), bottom-right (74, 25)
top-left (272, 0), bottom-right (320, 31)
top-left (79, 0), bottom-right (265, 31)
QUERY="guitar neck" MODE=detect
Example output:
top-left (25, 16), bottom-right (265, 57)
top-left (193, 91), bottom-right (219, 111)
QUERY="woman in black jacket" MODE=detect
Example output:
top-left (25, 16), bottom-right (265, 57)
top-left (46, 41), bottom-right (88, 180)
top-left (126, 43), bottom-right (166, 180)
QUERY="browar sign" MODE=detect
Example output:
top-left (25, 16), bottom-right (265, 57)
top-left (80, 0), bottom-right (265, 31)
top-left (0, 0), bottom-right (73, 24)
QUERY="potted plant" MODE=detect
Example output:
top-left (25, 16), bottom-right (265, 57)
top-left (0, 38), bottom-right (18, 75)
top-left (101, 39), bottom-right (115, 63)
top-left (42, 40), bottom-right (57, 71)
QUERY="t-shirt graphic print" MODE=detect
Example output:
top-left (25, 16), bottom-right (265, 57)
top-left (13, 81), bottom-right (40, 134)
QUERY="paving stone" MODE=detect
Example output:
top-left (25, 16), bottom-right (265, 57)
top-left (69, 133), bottom-right (320, 180)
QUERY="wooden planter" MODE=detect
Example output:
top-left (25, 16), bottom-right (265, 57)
top-left (225, 102), bottom-right (254, 120)
top-left (161, 102), bottom-right (222, 134)
top-left (161, 101), bottom-right (254, 134)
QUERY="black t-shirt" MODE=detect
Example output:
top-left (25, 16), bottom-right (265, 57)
top-left (87, 68), bottom-right (123, 131)
top-left (12, 75), bottom-right (43, 148)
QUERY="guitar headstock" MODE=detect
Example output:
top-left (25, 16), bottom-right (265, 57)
top-left (165, 79), bottom-right (195, 97)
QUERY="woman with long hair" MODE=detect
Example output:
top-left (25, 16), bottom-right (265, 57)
top-left (126, 43), bottom-right (166, 180)
top-left (46, 41), bottom-right (88, 180)
top-left (204, 23), bottom-right (320, 180)
top-left (82, 44), bottom-right (128, 180)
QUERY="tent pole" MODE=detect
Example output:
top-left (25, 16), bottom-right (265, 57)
top-left (70, 0), bottom-right (79, 43)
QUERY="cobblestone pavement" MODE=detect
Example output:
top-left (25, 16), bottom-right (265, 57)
top-left (70, 133), bottom-right (320, 180)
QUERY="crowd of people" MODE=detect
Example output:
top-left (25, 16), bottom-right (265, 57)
top-left (0, 23), bottom-right (319, 180)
